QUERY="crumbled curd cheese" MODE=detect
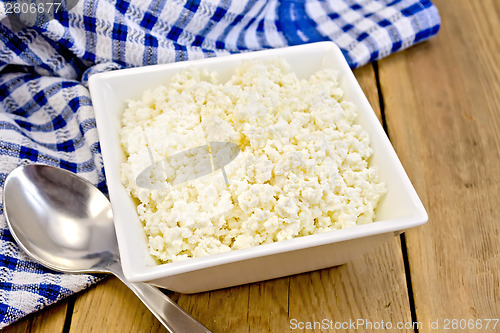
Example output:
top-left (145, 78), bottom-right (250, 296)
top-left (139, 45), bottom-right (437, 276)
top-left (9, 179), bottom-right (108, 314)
top-left (120, 58), bottom-right (386, 263)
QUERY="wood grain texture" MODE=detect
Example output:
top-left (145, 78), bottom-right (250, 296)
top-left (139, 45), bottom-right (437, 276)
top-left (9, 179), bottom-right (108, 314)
top-left (1, 301), bottom-right (68, 333)
top-left (288, 239), bottom-right (411, 333)
top-left (68, 278), bottom-right (167, 333)
top-left (378, 0), bottom-right (500, 330)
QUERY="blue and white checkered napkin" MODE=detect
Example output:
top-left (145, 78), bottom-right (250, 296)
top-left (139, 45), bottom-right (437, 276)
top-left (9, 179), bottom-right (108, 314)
top-left (0, 0), bottom-right (440, 327)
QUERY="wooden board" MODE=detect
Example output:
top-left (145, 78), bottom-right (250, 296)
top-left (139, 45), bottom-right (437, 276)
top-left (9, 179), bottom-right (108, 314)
top-left (69, 277), bottom-right (167, 332)
top-left (378, 0), bottom-right (500, 331)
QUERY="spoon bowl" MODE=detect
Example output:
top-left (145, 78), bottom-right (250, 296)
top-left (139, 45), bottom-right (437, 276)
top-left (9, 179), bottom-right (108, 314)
top-left (3, 164), bottom-right (210, 333)
top-left (4, 164), bottom-right (117, 273)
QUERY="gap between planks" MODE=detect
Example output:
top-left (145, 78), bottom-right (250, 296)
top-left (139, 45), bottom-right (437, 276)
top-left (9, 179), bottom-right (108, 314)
top-left (372, 60), bottom-right (419, 333)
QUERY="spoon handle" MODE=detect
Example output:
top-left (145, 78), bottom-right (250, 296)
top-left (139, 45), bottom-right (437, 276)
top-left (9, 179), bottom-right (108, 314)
top-left (109, 263), bottom-right (211, 332)
top-left (124, 280), bottom-right (211, 333)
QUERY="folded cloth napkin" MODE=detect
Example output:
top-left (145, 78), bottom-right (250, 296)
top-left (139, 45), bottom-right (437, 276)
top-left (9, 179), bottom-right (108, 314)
top-left (0, 0), bottom-right (440, 328)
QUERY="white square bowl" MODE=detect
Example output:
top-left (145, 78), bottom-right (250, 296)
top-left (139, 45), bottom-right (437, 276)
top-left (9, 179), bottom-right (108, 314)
top-left (89, 42), bottom-right (427, 293)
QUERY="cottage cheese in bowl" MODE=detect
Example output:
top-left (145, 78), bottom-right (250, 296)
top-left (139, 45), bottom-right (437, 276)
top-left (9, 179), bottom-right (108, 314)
top-left (120, 58), bottom-right (386, 264)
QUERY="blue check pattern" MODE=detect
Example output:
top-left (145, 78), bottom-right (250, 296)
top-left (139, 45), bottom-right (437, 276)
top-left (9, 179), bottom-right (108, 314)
top-left (0, 0), bottom-right (440, 327)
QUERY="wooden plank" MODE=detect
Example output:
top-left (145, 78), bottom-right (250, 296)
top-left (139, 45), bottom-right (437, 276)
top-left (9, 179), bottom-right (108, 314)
top-left (1, 301), bottom-right (68, 333)
top-left (169, 284), bottom-right (251, 333)
top-left (378, 0), bottom-right (500, 330)
top-left (68, 277), bottom-right (167, 333)
top-left (247, 278), bottom-right (289, 332)
top-left (355, 64), bottom-right (384, 123)
top-left (288, 238), bottom-right (412, 333)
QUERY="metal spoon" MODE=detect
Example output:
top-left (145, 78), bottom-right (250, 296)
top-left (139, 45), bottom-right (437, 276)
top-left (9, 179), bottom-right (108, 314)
top-left (2, 164), bottom-right (210, 333)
